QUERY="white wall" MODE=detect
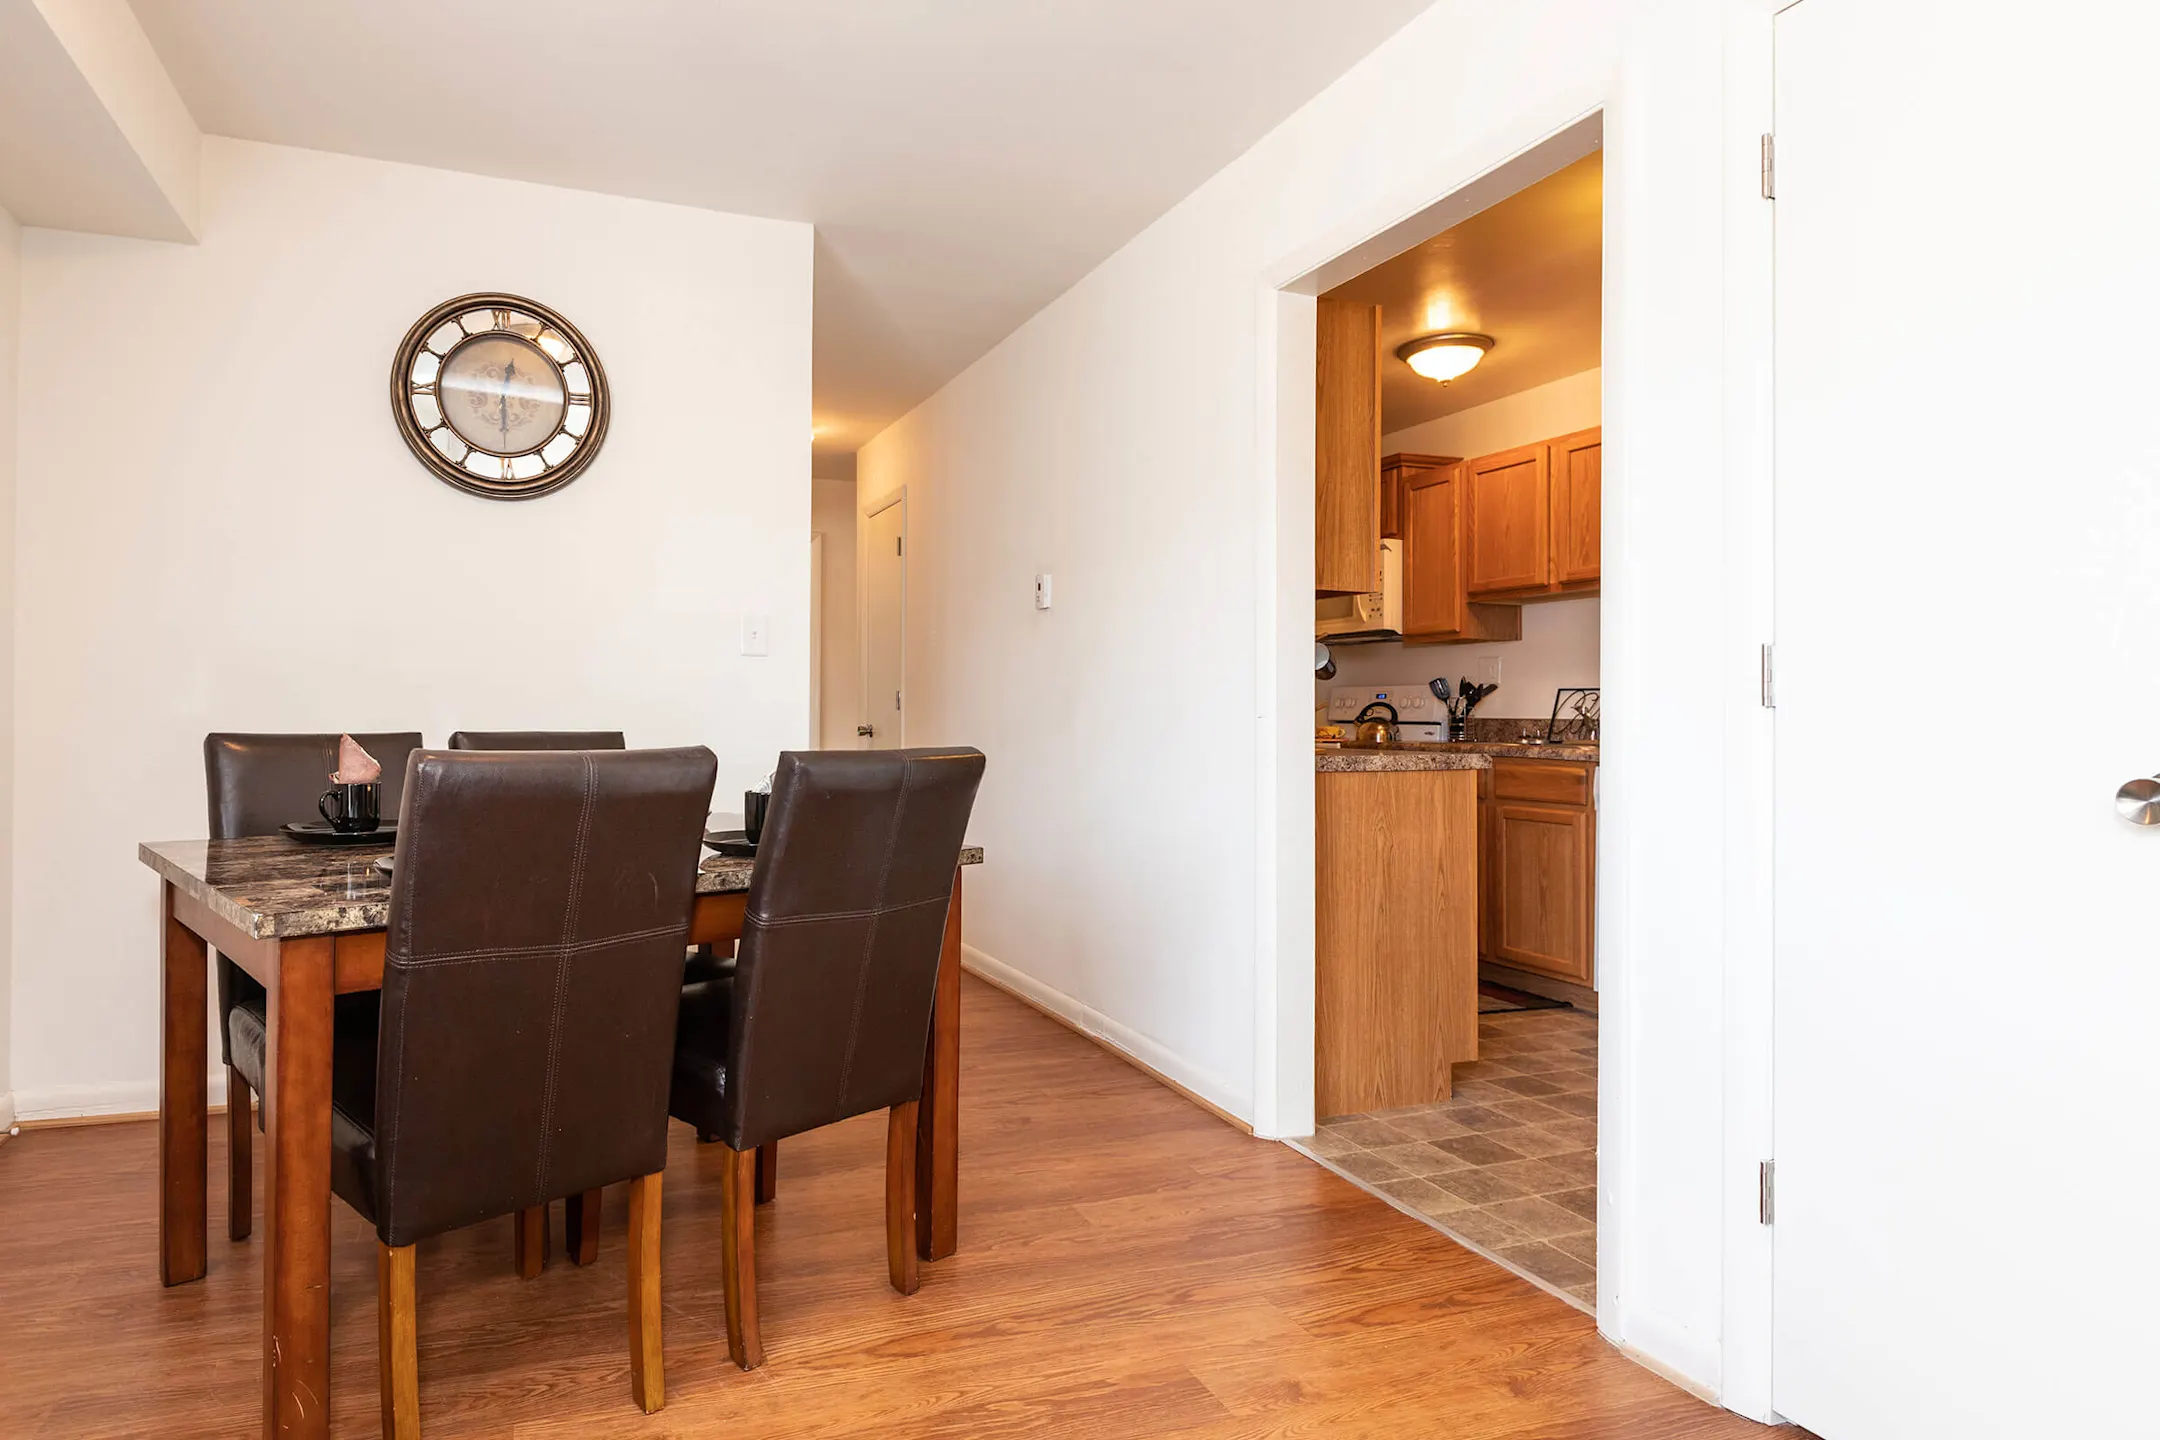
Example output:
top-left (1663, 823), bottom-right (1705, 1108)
top-left (1324, 602), bottom-right (1597, 722)
top-left (811, 477), bottom-right (861, 747)
top-left (10, 137), bottom-right (811, 1118)
top-left (859, 0), bottom-right (1764, 1406)
top-left (0, 205), bottom-right (18, 1130)
top-left (1328, 367), bottom-right (1603, 718)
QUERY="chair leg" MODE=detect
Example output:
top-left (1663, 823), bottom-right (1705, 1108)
top-left (719, 1145), bottom-right (764, 1370)
top-left (626, 1172), bottom-right (664, 1413)
top-left (755, 1142), bottom-right (778, 1204)
top-left (514, 1205), bottom-right (548, 1279)
top-left (226, 1066), bottom-right (252, 1242)
top-left (566, 1189), bottom-right (603, 1266)
top-left (886, 1101), bottom-right (920, 1296)
top-left (378, 1242), bottom-right (420, 1439)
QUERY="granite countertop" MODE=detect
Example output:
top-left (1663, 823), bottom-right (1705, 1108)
top-left (140, 833), bottom-right (985, 940)
top-left (1379, 740), bottom-right (1601, 764)
top-left (1316, 748), bottom-right (1490, 773)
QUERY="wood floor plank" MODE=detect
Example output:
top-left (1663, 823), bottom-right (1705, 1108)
top-left (0, 977), bottom-right (1790, 1438)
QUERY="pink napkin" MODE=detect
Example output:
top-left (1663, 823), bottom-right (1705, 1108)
top-left (332, 735), bottom-right (383, 784)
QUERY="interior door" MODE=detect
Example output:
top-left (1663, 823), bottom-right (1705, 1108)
top-left (861, 496), bottom-right (905, 750)
top-left (1773, 3), bottom-right (2160, 1434)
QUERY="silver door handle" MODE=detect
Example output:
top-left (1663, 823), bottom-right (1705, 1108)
top-left (857, 724), bottom-right (875, 738)
top-left (2115, 775), bottom-right (2160, 825)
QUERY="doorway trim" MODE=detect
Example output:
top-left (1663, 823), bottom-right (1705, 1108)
top-left (1245, 22), bottom-right (1783, 1420)
top-left (859, 485), bottom-right (908, 749)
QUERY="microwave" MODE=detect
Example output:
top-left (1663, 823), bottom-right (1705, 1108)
top-left (1315, 539), bottom-right (1401, 642)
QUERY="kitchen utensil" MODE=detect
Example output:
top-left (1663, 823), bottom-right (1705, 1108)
top-left (1429, 677), bottom-right (1451, 702)
top-left (1352, 700), bottom-right (1400, 747)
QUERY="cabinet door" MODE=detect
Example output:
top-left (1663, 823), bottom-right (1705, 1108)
top-left (1491, 800), bottom-right (1594, 984)
top-left (1465, 443), bottom-right (1551, 595)
top-left (1549, 427), bottom-right (1601, 587)
top-left (1398, 462), bottom-right (1466, 639)
top-left (1314, 300), bottom-right (1380, 595)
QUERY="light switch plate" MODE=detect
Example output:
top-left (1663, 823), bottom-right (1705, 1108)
top-left (1035, 573), bottom-right (1053, 610)
top-left (1476, 656), bottom-right (1501, 686)
top-left (742, 614), bottom-right (770, 656)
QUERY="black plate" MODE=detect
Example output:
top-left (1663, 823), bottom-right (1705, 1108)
top-left (281, 821), bottom-right (397, 845)
top-left (703, 829), bottom-right (757, 858)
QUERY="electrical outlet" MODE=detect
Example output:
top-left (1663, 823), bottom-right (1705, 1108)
top-left (1035, 573), bottom-right (1053, 610)
top-left (1477, 656), bottom-right (1501, 686)
top-left (742, 614), bottom-right (770, 656)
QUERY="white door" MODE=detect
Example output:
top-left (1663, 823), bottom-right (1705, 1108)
top-left (1773, 3), bottom-right (2160, 1434)
top-left (861, 495), bottom-right (905, 749)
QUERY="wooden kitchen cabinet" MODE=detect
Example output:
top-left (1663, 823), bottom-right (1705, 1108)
top-left (1465, 443), bottom-right (1551, 595)
top-left (1549, 427), bottom-right (1602, 587)
top-left (1463, 426), bottom-right (1601, 599)
top-left (1315, 769), bottom-right (1479, 1116)
top-left (1480, 759), bottom-right (1596, 986)
top-left (1393, 453), bottom-right (1523, 646)
top-left (1315, 299), bottom-right (1381, 595)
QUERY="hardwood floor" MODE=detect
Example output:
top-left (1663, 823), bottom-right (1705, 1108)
top-left (0, 977), bottom-right (1789, 1437)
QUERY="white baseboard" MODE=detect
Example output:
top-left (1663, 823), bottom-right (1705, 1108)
top-left (961, 943), bottom-right (1253, 1126)
top-left (14, 1070), bottom-right (229, 1123)
top-left (1611, 1305), bottom-right (1721, 1406)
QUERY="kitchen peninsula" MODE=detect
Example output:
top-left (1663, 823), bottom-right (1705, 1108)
top-left (1315, 747), bottom-right (1488, 1117)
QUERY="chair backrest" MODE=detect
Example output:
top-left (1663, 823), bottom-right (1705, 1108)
top-left (719, 747), bottom-right (984, 1150)
top-left (447, 730), bottom-right (626, 750)
top-left (204, 732), bottom-right (425, 839)
top-left (373, 746), bottom-right (716, 1246)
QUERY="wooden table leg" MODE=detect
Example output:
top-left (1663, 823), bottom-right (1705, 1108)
top-left (160, 882), bottom-right (209, 1286)
top-left (261, 936), bottom-right (335, 1440)
top-left (916, 872), bottom-right (962, 1261)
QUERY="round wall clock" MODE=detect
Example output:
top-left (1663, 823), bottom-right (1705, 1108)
top-left (390, 292), bottom-right (610, 500)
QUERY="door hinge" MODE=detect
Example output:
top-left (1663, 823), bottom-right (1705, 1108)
top-left (1760, 643), bottom-right (1776, 708)
top-left (894, 689), bottom-right (902, 711)
top-left (1760, 133), bottom-right (1775, 199)
top-left (1758, 1160), bottom-right (1776, 1224)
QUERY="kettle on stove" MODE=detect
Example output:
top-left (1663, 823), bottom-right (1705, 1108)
top-left (1353, 700), bottom-right (1400, 747)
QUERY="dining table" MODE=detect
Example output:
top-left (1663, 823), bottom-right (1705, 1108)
top-left (140, 831), bottom-right (984, 1440)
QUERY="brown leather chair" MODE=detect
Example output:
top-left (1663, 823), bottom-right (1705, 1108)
top-left (669, 746), bottom-right (984, 1370)
top-left (342, 745), bottom-right (715, 1435)
top-left (447, 730), bottom-right (626, 750)
top-left (447, 724), bottom-right (734, 1221)
top-left (203, 731), bottom-right (422, 1242)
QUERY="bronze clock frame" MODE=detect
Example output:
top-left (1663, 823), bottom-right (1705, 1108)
top-left (390, 292), bottom-right (611, 501)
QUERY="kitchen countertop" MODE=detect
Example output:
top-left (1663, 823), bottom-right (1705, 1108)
top-left (1318, 740), bottom-right (1600, 769)
top-left (1316, 748), bottom-right (1490, 773)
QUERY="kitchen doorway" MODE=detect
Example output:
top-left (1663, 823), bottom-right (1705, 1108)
top-left (1281, 117), bottom-right (1607, 1312)
top-left (859, 488), bottom-right (906, 749)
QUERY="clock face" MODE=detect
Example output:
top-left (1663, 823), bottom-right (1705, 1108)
top-left (391, 294), bottom-right (609, 499)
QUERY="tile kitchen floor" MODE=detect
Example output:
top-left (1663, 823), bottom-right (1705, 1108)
top-left (1294, 1004), bottom-right (1599, 1308)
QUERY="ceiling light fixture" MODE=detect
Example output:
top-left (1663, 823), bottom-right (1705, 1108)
top-left (1397, 332), bottom-right (1494, 384)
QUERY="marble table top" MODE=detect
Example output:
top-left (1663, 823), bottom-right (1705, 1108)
top-left (1315, 748), bottom-right (1491, 773)
top-left (140, 833), bottom-right (985, 941)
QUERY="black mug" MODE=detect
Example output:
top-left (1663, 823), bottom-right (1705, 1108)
top-left (318, 781), bottom-right (382, 834)
top-left (743, 789), bottom-right (770, 847)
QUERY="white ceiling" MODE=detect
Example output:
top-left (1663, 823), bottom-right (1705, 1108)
top-left (126, 0), bottom-right (1436, 471)
top-left (1325, 150), bottom-right (1601, 433)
